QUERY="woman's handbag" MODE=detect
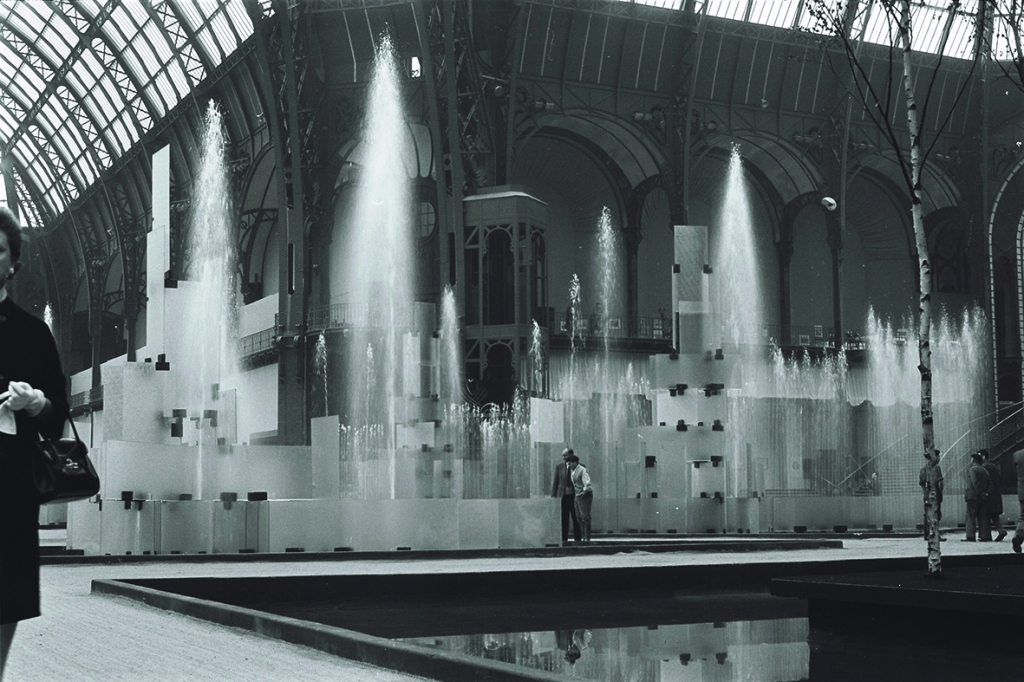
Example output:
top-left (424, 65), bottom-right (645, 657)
top-left (32, 418), bottom-right (100, 505)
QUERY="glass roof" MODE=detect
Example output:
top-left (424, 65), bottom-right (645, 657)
top-left (629, 0), bottom-right (1013, 61)
top-left (0, 0), bottom-right (254, 229)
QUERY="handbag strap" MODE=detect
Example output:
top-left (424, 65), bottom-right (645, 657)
top-left (67, 416), bottom-right (82, 443)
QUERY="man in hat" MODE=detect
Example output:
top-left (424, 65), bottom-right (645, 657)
top-left (979, 450), bottom-right (1005, 542)
top-left (963, 452), bottom-right (991, 542)
top-left (551, 447), bottom-right (581, 545)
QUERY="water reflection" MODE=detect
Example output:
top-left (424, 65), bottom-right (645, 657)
top-left (402, 618), bottom-right (810, 681)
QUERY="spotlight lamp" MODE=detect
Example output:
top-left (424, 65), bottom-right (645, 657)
top-left (821, 196), bottom-right (837, 211)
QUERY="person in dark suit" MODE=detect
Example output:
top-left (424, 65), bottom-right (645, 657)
top-left (962, 452), bottom-right (991, 542)
top-left (551, 447), bottom-right (581, 545)
top-left (979, 450), bottom-right (1005, 541)
top-left (0, 207), bottom-right (70, 677)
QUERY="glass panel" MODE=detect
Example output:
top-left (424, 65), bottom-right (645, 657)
top-left (123, 0), bottom-right (151, 27)
top-left (227, 1), bottom-right (254, 39)
top-left (105, 8), bottom-right (132, 50)
top-left (120, 45), bottom-right (147, 79)
top-left (943, 12), bottom-right (975, 59)
top-left (131, 33), bottom-right (161, 74)
top-left (176, 0), bottom-right (204, 29)
top-left (167, 61), bottom-right (189, 94)
top-left (910, 5), bottom-right (946, 54)
top-left (626, 0), bottom-right (684, 8)
top-left (195, 25), bottom-right (222, 62)
top-left (145, 22), bottom-right (175, 65)
top-left (707, 0), bottom-right (748, 21)
top-left (992, 13), bottom-right (1015, 61)
top-left (74, 157), bottom-right (98, 186)
top-left (0, 115), bottom-right (15, 138)
top-left (154, 72), bottom-right (174, 104)
top-left (863, 6), bottom-right (897, 46)
top-left (748, 0), bottom-right (800, 28)
top-left (209, 12), bottom-right (235, 59)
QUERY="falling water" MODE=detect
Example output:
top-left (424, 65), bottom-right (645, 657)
top-left (596, 206), bottom-right (618, 352)
top-left (569, 273), bottom-right (583, 351)
top-left (181, 101), bottom-right (236, 499)
top-left (530, 319), bottom-right (544, 397)
top-left (439, 285), bottom-right (462, 406)
top-left (314, 332), bottom-right (328, 417)
top-left (865, 307), bottom-right (992, 495)
top-left (339, 35), bottom-right (414, 499)
top-left (714, 144), bottom-right (764, 349)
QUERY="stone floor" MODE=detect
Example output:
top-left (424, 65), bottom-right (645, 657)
top-left (4, 533), bottom-right (1015, 682)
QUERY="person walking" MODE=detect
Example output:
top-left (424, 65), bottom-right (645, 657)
top-left (551, 448), bottom-right (581, 545)
top-left (979, 450), bottom-right (1005, 542)
top-left (1, 207), bottom-right (71, 679)
top-left (567, 454), bottom-right (593, 544)
top-left (1013, 448), bottom-right (1024, 554)
top-left (963, 452), bottom-right (991, 542)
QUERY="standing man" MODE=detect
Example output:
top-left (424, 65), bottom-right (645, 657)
top-left (979, 450), bottom-right (1005, 542)
top-left (552, 447), bottom-right (581, 545)
top-left (567, 454), bottom-right (593, 544)
top-left (963, 452), bottom-right (991, 542)
top-left (1013, 448), bottom-right (1024, 554)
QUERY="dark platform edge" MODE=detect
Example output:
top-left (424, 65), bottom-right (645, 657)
top-left (92, 553), bottom-right (1019, 682)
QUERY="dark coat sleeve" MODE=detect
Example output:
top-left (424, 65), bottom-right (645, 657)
top-left (13, 312), bottom-right (69, 441)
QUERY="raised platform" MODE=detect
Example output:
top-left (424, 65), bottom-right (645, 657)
top-left (771, 560), bottom-right (1023, 648)
top-left (46, 536), bottom-right (842, 565)
top-left (92, 551), bottom-right (1022, 682)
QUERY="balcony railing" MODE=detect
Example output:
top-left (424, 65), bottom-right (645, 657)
top-left (239, 327), bottom-right (275, 359)
top-left (543, 310), bottom-right (673, 341)
top-left (69, 385), bottom-right (103, 413)
top-left (307, 302), bottom-right (416, 332)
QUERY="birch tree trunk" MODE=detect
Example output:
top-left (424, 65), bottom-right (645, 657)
top-left (897, 0), bottom-right (942, 577)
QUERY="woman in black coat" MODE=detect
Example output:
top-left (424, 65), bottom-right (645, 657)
top-left (0, 207), bottom-right (69, 677)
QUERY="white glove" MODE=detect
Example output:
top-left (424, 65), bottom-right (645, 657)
top-left (3, 381), bottom-right (46, 416)
top-left (0, 398), bottom-right (14, 435)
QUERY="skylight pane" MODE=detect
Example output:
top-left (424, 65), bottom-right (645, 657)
top-left (77, 0), bottom-right (103, 17)
top-left (58, 121), bottom-right (88, 161)
top-left (943, 13), bottom-right (975, 59)
top-left (176, 0), bottom-right (204, 29)
top-left (80, 49), bottom-right (107, 81)
top-left (992, 13), bottom-right (1016, 61)
top-left (106, 8), bottom-right (133, 50)
top-left (707, 0), bottom-right (747, 21)
top-left (145, 22), bottom-right (175, 64)
top-left (45, 187), bottom-right (67, 214)
top-left (863, 5), bottom-right (897, 46)
top-left (47, 11), bottom-right (79, 50)
top-left (131, 33), bottom-right (161, 74)
top-left (0, 115), bottom-right (16, 139)
top-left (154, 72), bottom-right (175, 104)
top-left (12, 64), bottom-right (45, 101)
top-left (167, 61), bottom-right (189, 94)
top-left (107, 117), bottom-right (131, 154)
top-left (195, 26), bottom-right (222, 63)
top-left (749, 0), bottom-right (799, 28)
top-left (209, 12), bottom-right (236, 59)
top-left (226, 0), bottom-right (254, 39)
top-left (911, 5), bottom-right (946, 54)
top-left (124, 0), bottom-right (151, 26)
top-left (25, 32), bottom-right (61, 64)
top-left (74, 157), bottom-right (98, 186)
top-left (120, 44), bottom-right (147, 79)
